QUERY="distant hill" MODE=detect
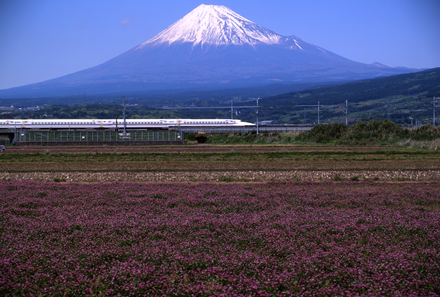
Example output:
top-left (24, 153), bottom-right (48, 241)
top-left (2, 68), bottom-right (438, 127)
top-left (259, 67), bottom-right (440, 125)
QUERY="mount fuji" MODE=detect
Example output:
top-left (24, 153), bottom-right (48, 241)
top-left (0, 4), bottom-right (416, 98)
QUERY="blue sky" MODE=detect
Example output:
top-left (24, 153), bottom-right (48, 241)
top-left (0, 0), bottom-right (439, 90)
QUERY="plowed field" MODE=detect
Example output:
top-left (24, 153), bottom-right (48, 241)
top-left (1, 145), bottom-right (440, 182)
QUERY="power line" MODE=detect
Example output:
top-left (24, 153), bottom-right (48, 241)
top-left (296, 101), bottom-right (323, 124)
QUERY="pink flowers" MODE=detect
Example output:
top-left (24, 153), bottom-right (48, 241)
top-left (1, 181), bottom-right (439, 295)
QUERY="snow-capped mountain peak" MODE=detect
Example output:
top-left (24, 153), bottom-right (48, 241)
top-left (137, 4), bottom-right (283, 48)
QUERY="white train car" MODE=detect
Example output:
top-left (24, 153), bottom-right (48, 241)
top-left (0, 119), bottom-right (254, 129)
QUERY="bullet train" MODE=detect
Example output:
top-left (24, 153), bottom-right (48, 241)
top-left (0, 119), bottom-right (254, 129)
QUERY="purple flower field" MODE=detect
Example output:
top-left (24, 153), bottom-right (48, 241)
top-left (1, 181), bottom-right (439, 296)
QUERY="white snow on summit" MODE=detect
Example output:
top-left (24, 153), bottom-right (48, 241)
top-left (137, 4), bottom-right (284, 48)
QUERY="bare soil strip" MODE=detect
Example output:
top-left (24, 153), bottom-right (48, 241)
top-left (2, 145), bottom-right (440, 182)
top-left (2, 169), bottom-right (440, 182)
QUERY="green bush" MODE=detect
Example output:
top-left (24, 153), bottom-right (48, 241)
top-left (296, 120), bottom-right (414, 144)
top-left (296, 123), bottom-right (348, 143)
top-left (410, 125), bottom-right (440, 141)
top-left (184, 133), bottom-right (197, 141)
top-left (346, 119), bottom-right (407, 141)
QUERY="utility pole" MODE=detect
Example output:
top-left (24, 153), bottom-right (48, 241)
top-left (122, 95), bottom-right (127, 137)
top-left (433, 97), bottom-right (440, 126)
top-left (296, 102), bottom-right (324, 125)
top-left (255, 99), bottom-right (259, 134)
top-left (115, 105), bottom-right (118, 131)
top-left (410, 109), bottom-right (421, 128)
top-left (318, 101), bottom-right (320, 124)
top-left (231, 100), bottom-right (233, 120)
top-left (345, 100), bottom-right (348, 125)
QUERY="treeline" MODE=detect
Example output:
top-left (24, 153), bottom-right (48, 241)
top-left (1, 103), bottom-right (231, 121)
top-left (185, 120), bottom-right (440, 145)
top-left (297, 119), bottom-right (440, 144)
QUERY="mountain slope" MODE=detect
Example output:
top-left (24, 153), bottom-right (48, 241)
top-left (0, 4), bottom-right (418, 98)
top-left (259, 67), bottom-right (440, 124)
